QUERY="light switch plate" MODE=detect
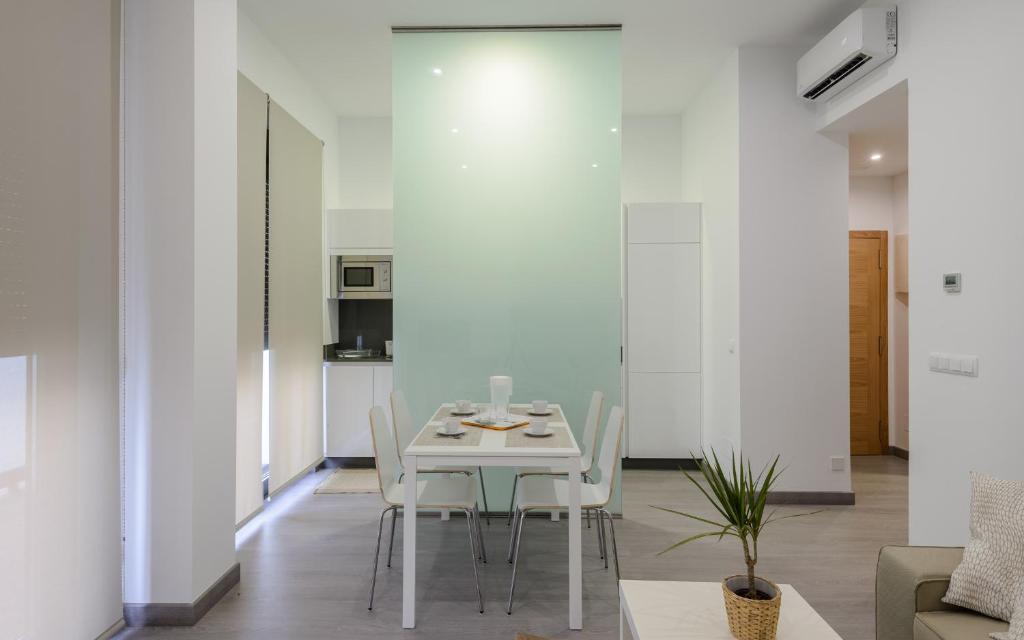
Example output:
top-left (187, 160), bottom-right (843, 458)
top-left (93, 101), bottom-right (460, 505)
top-left (929, 352), bottom-right (978, 377)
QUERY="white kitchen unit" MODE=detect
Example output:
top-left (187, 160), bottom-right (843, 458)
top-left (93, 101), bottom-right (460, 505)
top-left (624, 203), bottom-right (702, 458)
top-left (324, 362), bottom-right (393, 458)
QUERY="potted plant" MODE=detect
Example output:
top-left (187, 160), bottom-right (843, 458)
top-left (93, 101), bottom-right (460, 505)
top-left (653, 450), bottom-right (820, 640)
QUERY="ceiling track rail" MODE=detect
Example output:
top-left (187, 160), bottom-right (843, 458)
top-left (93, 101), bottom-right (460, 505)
top-left (391, 24), bottom-right (622, 33)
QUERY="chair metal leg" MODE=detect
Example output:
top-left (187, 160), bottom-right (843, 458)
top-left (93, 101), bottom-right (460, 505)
top-left (506, 508), bottom-right (527, 614)
top-left (477, 467), bottom-right (490, 525)
top-left (506, 475), bottom-right (518, 526)
top-left (596, 504), bottom-right (607, 563)
top-left (386, 508), bottom-right (398, 568)
top-left (601, 508), bottom-right (620, 580)
top-left (584, 473), bottom-right (592, 529)
top-left (368, 506), bottom-right (393, 610)
top-left (473, 505), bottom-right (487, 563)
top-left (506, 508), bottom-right (521, 563)
top-left (464, 509), bottom-right (485, 613)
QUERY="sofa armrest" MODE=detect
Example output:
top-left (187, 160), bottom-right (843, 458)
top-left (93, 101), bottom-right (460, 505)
top-left (876, 545), bottom-right (964, 640)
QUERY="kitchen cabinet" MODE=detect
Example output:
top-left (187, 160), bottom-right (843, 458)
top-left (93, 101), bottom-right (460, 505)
top-left (624, 202), bottom-right (702, 459)
top-left (325, 209), bottom-right (393, 254)
top-left (324, 363), bottom-right (393, 458)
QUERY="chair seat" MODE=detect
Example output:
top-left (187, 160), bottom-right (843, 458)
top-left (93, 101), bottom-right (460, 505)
top-left (383, 475), bottom-right (476, 510)
top-left (420, 465), bottom-right (475, 474)
top-left (516, 475), bottom-right (608, 510)
top-left (515, 463), bottom-right (592, 478)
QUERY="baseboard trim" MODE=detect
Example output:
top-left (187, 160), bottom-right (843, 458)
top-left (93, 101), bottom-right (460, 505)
top-left (889, 446), bottom-right (909, 461)
top-left (124, 562), bottom-right (240, 627)
top-left (622, 457), bottom-right (699, 471)
top-left (323, 456), bottom-right (376, 469)
top-left (766, 491), bottom-right (855, 505)
top-left (95, 618), bottom-right (126, 640)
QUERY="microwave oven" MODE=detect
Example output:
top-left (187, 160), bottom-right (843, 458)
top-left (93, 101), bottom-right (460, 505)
top-left (331, 255), bottom-right (392, 299)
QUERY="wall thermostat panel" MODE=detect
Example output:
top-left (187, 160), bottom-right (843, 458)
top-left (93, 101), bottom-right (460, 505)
top-left (943, 272), bottom-right (961, 293)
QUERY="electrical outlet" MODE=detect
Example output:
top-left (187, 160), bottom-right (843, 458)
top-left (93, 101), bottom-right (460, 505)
top-left (831, 456), bottom-right (845, 471)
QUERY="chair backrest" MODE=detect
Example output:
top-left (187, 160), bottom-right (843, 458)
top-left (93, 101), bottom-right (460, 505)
top-left (368, 406), bottom-right (401, 500)
top-left (390, 389), bottom-right (414, 462)
top-left (592, 406), bottom-right (625, 507)
top-left (579, 390), bottom-right (605, 470)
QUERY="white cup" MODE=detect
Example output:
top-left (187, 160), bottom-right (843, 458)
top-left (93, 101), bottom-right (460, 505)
top-left (445, 418), bottom-right (462, 435)
top-left (455, 399), bottom-right (473, 413)
top-left (531, 400), bottom-right (549, 414)
top-left (528, 418), bottom-right (548, 436)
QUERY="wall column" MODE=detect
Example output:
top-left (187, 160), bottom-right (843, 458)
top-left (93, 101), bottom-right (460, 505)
top-left (122, 0), bottom-right (239, 624)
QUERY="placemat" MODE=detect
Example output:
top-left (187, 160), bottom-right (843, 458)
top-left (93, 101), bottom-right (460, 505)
top-left (510, 406), bottom-right (566, 423)
top-left (504, 425), bottom-right (573, 449)
top-left (411, 425), bottom-right (484, 447)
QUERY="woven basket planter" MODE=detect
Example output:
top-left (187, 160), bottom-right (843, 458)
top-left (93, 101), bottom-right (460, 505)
top-left (721, 575), bottom-right (782, 640)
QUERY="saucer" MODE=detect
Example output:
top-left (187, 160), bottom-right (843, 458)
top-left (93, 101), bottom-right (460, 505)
top-left (449, 409), bottom-right (476, 416)
top-left (436, 426), bottom-right (468, 437)
top-left (523, 429), bottom-right (553, 438)
top-left (527, 409), bottom-right (553, 416)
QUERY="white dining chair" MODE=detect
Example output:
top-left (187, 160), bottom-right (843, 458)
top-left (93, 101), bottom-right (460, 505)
top-left (505, 405), bottom-right (625, 614)
top-left (366, 406), bottom-right (486, 613)
top-left (391, 390), bottom-right (491, 525)
top-left (505, 390), bottom-right (604, 527)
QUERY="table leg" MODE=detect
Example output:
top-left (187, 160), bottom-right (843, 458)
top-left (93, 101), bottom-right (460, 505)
top-left (568, 456), bottom-right (582, 630)
top-left (441, 472), bottom-right (450, 520)
top-left (403, 455), bottom-right (417, 628)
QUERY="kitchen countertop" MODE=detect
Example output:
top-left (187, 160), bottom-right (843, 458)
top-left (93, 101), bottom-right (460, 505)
top-left (323, 357), bottom-right (393, 365)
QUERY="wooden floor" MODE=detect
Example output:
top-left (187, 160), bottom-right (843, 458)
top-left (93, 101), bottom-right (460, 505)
top-left (117, 456), bottom-right (906, 640)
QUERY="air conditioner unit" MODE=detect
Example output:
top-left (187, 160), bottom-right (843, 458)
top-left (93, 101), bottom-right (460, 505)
top-left (797, 7), bottom-right (897, 102)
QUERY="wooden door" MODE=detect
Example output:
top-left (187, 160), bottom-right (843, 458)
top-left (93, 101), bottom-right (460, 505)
top-left (849, 231), bottom-right (888, 455)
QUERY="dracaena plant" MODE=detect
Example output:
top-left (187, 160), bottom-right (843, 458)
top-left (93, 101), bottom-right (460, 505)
top-left (652, 450), bottom-right (820, 600)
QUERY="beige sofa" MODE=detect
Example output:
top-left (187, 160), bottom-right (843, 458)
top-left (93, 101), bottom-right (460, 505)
top-left (876, 546), bottom-right (1010, 640)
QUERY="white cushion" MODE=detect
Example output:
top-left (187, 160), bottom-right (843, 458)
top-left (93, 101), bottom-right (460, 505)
top-left (943, 472), bottom-right (1024, 622)
top-left (383, 475), bottom-right (477, 510)
top-left (516, 475), bottom-right (607, 510)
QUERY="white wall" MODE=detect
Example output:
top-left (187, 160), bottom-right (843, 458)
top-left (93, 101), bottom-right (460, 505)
top-left (738, 46), bottom-right (851, 494)
top-left (622, 115), bottom-right (683, 203)
top-left (338, 117), bottom-right (393, 209)
top-left (0, 1), bottom-right (122, 637)
top-left (892, 172), bottom-right (909, 451)
top-left (680, 52), bottom-right (741, 454)
top-left (238, 10), bottom-right (341, 209)
top-left (123, 0), bottom-right (238, 605)
top-left (849, 175), bottom-right (910, 451)
top-left (821, 0), bottom-right (1024, 545)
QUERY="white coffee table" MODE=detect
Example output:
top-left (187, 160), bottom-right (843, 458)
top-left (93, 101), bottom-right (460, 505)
top-left (619, 580), bottom-right (842, 639)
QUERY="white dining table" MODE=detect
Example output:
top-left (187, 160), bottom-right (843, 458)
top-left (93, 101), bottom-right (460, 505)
top-left (402, 403), bottom-right (584, 630)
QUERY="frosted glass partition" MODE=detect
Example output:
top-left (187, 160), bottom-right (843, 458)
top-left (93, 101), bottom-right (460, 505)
top-left (393, 29), bottom-right (622, 498)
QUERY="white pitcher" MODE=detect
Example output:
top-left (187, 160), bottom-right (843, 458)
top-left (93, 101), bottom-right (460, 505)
top-left (489, 375), bottom-right (513, 419)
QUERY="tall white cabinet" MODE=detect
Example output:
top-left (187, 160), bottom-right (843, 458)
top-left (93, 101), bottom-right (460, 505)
top-left (625, 203), bottom-right (702, 458)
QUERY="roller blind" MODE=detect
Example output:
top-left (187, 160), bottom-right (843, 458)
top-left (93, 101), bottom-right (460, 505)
top-left (236, 72), bottom-right (266, 524)
top-left (268, 100), bottom-right (324, 494)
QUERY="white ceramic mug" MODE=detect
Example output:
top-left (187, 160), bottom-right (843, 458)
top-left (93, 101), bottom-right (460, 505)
top-left (455, 399), bottom-right (473, 413)
top-left (445, 418), bottom-right (462, 435)
top-left (531, 400), bottom-right (549, 414)
top-left (384, 340), bottom-right (393, 357)
top-left (528, 418), bottom-right (547, 436)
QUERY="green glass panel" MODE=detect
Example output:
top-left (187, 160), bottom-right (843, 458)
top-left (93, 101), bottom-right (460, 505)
top-left (393, 30), bottom-right (621, 508)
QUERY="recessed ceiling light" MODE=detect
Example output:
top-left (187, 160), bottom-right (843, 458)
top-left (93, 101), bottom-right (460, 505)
top-left (451, 127), bottom-right (459, 134)
top-left (610, 127), bottom-right (618, 133)
top-left (591, 163), bottom-right (599, 168)
top-left (460, 164), bottom-right (468, 169)
top-left (432, 67), bottom-right (443, 76)
top-left (870, 153), bottom-right (883, 161)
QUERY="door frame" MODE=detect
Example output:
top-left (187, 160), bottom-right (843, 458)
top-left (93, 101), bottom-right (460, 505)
top-left (849, 230), bottom-right (889, 454)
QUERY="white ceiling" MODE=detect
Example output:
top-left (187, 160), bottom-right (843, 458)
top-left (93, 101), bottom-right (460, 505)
top-left (826, 81), bottom-right (908, 177)
top-left (239, 0), bottom-right (864, 117)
